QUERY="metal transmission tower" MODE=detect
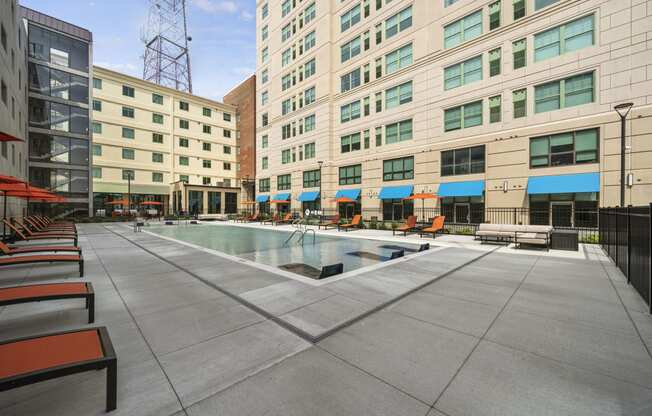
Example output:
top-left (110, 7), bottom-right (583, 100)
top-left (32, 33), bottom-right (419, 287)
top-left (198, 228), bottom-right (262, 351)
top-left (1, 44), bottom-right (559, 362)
top-left (142, 0), bottom-right (193, 93)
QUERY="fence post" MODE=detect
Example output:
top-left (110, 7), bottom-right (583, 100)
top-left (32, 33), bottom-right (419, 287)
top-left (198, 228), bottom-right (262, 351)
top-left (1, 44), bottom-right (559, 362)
top-left (513, 208), bottom-right (517, 225)
top-left (627, 205), bottom-right (631, 283)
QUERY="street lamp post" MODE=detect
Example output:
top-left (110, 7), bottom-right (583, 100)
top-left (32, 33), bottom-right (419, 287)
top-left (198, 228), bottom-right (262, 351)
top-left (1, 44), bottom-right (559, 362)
top-left (614, 103), bottom-right (633, 207)
top-left (127, 171), bottom-right (132, 215)
top-left (318, 160), bottom-right (324, 218)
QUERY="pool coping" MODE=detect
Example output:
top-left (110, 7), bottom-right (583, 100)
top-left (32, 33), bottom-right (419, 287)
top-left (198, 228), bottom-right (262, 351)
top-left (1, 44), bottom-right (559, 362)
top-left (138, 222), bottom-right (448, 286)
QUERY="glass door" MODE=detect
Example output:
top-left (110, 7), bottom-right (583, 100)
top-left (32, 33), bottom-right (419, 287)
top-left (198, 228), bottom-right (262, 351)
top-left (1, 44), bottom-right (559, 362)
top-left (455, 203), bottom-right (470, 223)
top-left (551, 202), bottom-right (572, 227)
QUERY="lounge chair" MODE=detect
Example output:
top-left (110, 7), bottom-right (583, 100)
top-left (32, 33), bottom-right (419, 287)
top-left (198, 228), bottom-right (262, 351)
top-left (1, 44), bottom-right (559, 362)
top-left (419, 216), bottom-right (446, 239)
top-left (245, 213), bottom-right (260, 222)
top-left (24, 217), bottom-right (76, 233)
top-left (318, 214), bottom-right (340, 230)
top-left (3, 220), bottom-right (78, 245)
top-left (262, 214), bottom-right (279, 225)
top-left (0, 253), bottom-right (84, 277)
top-left (0, 241), bottom-right (81, 255)
top-left (15, 219), bottom-right (77, 237)
top-left (0, 282), bottom-right (94, 323)
top-left (338, 215), bottom-right (362, 232)
top-left (275, 213), bottom-right (293, 225)
top-left (393, 215), bottom-right (418, 236)
top-left (0, 327), bottom-right (117, 412)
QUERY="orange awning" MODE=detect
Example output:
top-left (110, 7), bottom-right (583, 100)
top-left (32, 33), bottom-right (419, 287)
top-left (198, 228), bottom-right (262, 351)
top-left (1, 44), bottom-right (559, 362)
top-left (402, 193), bottom-right (440, 201)
top-left (141, 201), bottom-right (162, 206)
top-left (105, 199), bottom-right (129, 205)
top-left (333, 197), bottom-right (356, 204)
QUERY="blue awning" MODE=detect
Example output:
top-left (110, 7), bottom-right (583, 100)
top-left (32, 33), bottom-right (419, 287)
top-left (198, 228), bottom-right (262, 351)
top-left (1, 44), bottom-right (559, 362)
top-left (527, 172), bottom-right (600, 195)
top-left (335, 189), bottom-right (361, 200)
top-left (297, 191), bottom-right (320, 202)
top-left (438, 181), bottom-right (485, 197)
top-left (272, 193), bottom-right (291, 201)
top-left (378, 185), bottom-right (413, 200)
top-left (256, 195), bottom-right (269, 203)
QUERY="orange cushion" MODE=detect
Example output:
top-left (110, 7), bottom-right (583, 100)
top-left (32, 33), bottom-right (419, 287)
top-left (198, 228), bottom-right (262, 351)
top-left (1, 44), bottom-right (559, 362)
top-left (0, 283), bottom-right (87, 302)
top-left (0, 254), bottom-right (80, 265)
top-left (0, 330), bottom-right (103, 379)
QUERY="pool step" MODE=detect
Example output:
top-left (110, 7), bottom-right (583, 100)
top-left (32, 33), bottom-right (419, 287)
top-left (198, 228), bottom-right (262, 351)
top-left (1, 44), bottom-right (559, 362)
top-left (279, 262), bottom-right (344, 279)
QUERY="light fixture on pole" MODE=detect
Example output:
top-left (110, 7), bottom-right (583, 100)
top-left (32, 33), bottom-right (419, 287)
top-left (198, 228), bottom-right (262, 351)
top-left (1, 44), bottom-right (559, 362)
top-left (614, 102), bottom-right (633, 207)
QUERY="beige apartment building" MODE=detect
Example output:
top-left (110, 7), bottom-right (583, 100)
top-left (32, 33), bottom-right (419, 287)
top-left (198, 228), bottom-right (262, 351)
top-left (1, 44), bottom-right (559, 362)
top-left (91, 66), bottom-right (241, 216)
top-left (255, 0), bottom-right (652, 226)
top-left (0, 0), bottom-right (28, 221)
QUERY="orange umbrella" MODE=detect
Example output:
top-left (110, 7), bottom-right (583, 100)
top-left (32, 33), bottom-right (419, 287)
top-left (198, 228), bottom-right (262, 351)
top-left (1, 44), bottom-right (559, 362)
top-left (270, 200), bottom-right (289, 204)
top-left (106, 199), bottom-right (129, 205)
top-left (0, 174), bottom-right (25, 184)
top-left (333, 197), bottom-right (356, 204)
top-left (403, 192), bottom-right (440, 217)
top-left (141, 201), bottom-right (162, 206)
top-left (241, 201), bottom-right (257, 205)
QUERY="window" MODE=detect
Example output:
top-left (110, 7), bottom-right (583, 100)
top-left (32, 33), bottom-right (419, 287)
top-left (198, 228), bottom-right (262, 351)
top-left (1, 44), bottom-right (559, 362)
top-left (262, 156), bottom-right (268, 169)
top-left (513, 0), bottom-right (525, 20)
top-left (92, 167), bottom-right (102, 178)
top-left (341, 101), bottom-right (361, 123)
top-left (445, 0), bottom-right (460, 6)
top-left (278, 174), bottom-right (291, 190)
top-left (535, 72), bottom-right (594, 113)
top-left (363, 96), bottom-right (370, 116)
top-left (282, 49), bottom-right (292, 67)
top-left (513, 88), bottom-right (527, 118)
top-left (261, 3), bottom-right (268, 19)
top-left (122, 127), bottom-right (135, 139)
top-left (303, 170), bottom-right (320, 188)
top-left (386, 44), bottom-right (412, 74)
top-left (304, 31), bottom-right (316, 52)
top-left (282, 149), bottom-right (291, 164)
top-left (305, 142), bottom-right (315, 159)
top-left (341, 5), bottom-right (361, 32)
top-left (152, 153), bottom-right (163, 163)
top-left (179, 101), bottom-right (189, 111)
top-left (122, 148), bottom-right (135, 160)
top-left (122, 85), bottom-right (134, 97)
top-left (282, 124), bottom-right (291, 140)
top-left (444, 55), bottom-right (482, 90)
top-left (375, 126), bottom-right (382, 146)
top-left (489, 95), bottom-right (502, 123)
top-left (282, 0), bottom-right (292, 17)
top-left (386, 6), bottom-right (412, 39)
top-left (282, 74), bottom-right (291, 91)
top-left (489, 1), bottom-right (501, 30)
top-left (179, 156), bottom-right (189, 166)
top-left (441, 145), bottom-right (485, 176)
top-left (92, 122), bottom-right (102, 134)
top-left (203, 160), bottom-right (212, 169)
top-left (305, 3), bottom-right (316, 24)
top-left (530, 128), bottom-right (598, 168)
top-left (341, 68), bottom-right (361, 92)
top-left (202, 142), bottom-right (212, 151)
top-left (224, 129), bottom-right (232, 138)
top-left (304, 114), bottom-right (316, 132)
top-left (535, 0), bottom-right (559, 10)
top-left (341, 133), bottom-right (361, 153)
top-left (179, 119), bottom-right (189, 129)
top-left (223, 112), bottom-right (231, 122)
top-left (444, 101), bottom-right (483, 131)
top-left (489, 48), bottom-right (501, 77)
top-left (304, 87), bottom-right (315, 105)
top-left (261, 69), bottom-right (269, 84)
top-left (383, 157), bottom-right (414, 181)
top-left (259, 178), bottom-right (270, 192)
top-left (376, 92), bottom-right (382, 112)
top-left (180, 175), bottom-right (189, 183)
top-left (534, 15), bottom-right (594, 62)
top-left (122, 170), bottom-right (135, 180)
top-left (93, 78), bottom-right (102, 89)
top-left (153, 133), bottom-right (164, 143)
top-left (385, 119), bottom-right (413, 144)
top-left (513, 39), bottom-right (526, 69)
top-left (385, 81), bottom-right (412, 109)
top-left (261, 135), bottom-right (268, 148)
top-left (203, 124), bottom-right (211, 134)
top-left (304, 59), bottom-right (316, 78)
top-left (179, 137), bottom-right (189, 147)
top-left (92, 100), bottom-right (102, 111)
top-left (224, 145), bottom-right (231, 154)
top-left (92, 144), bottom-right (102, 156)
top-left (376, 23), bottom-right (383, 45)
top-left (202, 177), bottom-right (211, 185)
top-left (262, 47), bottom-right (268, 63)
top-left (339, 164), bottom-right (362, 185)
top-left (260, 91), bottom-right (269, 106)
top-left (341, 37), bottom-right (361, 63)
top-left (152, 93), bottom-right (163, 104)
top-left (202, 107), bottom-right (212, 117)
top-left (282, 24), bottom-right (291, 42)
top-left (122, 106), bottom-right (134, 118)
top-left (152, 113), bottom-right (164, 124)
top-left (444, 10), bottom-right (482, 49)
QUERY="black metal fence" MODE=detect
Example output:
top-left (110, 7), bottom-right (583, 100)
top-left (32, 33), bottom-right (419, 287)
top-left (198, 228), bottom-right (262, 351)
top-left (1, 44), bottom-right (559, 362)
top-left (238, 206), bottom-right (600, 243)
top-left (600, 205), bottom-right (652, 313)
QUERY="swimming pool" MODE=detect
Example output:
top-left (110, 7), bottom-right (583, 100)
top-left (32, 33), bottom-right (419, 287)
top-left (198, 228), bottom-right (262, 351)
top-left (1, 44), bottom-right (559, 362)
top-left (146, 223), bottom-right (422, 278)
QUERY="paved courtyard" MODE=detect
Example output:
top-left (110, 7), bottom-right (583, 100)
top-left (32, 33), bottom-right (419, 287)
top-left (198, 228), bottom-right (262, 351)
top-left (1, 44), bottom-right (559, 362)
top-left (1, 223), bottom-right (652, 415)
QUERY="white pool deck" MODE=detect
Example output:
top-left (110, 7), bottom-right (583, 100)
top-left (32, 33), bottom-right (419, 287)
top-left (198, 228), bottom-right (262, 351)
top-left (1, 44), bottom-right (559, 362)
top-left (0, 222), bottom-right (651, 416)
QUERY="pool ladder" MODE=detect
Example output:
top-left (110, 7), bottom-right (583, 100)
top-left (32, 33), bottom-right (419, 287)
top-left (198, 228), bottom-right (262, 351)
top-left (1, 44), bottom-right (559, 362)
top-left (284, 228), bottom-right (315, 246)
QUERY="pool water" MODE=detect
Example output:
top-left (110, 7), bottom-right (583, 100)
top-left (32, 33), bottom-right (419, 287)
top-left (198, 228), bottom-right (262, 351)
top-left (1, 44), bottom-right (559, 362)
top-left (147, 223), bottom-right (421, 277)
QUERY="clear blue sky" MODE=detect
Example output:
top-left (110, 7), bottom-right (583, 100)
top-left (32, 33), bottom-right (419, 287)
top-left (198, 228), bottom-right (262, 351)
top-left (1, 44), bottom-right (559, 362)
top-left (21, 0), bottom-right (256, 101)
